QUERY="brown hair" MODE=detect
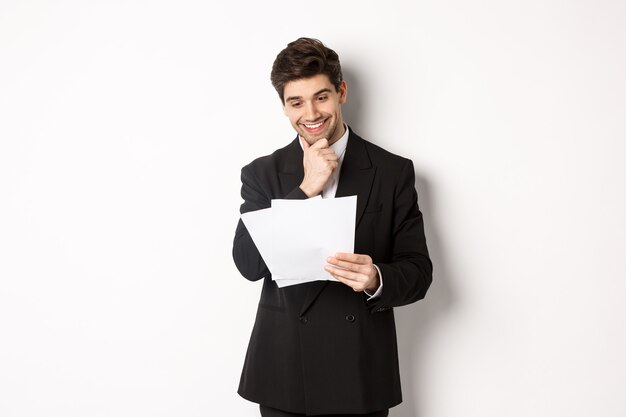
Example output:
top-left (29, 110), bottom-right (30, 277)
top-left (271, 37), bottom-right (343, 103)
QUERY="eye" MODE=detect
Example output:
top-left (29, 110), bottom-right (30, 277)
top-left (317, 95), bottom-right (328, 102)
top-left (291, 101), bottom-right (302, 108)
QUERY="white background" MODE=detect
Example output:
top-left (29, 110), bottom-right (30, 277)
top-left (1, 1), bottom-right (625, 416)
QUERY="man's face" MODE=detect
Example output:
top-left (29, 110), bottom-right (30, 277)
top-left (282, 74), bottom-right (347, 146)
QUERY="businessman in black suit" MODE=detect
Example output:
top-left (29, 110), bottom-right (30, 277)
top-left (233, 38), bottom-right (432, 416)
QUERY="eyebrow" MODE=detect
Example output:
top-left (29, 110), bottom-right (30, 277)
top-left (285, 88), bottom-right (332, 103)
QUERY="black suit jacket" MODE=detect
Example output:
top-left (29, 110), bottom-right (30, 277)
top-left (233, 129), bottom-right (432, 415)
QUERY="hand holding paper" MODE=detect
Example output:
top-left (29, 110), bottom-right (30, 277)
top-left (324, 252), bottom-right (380, 293)
top-left (241, 195), bottom-right (357, 287)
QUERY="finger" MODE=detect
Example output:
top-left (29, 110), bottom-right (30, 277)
top-left (334, 252), bottom-right (370, 265)
top-left (310, 138), bottom-right (329, 149)
top-left (326, 269), bottom-right (359, 286)
top-left (312, 149), bottom-right (337, 159)
top-left (326, 257), bottom-right (368, 273)
top-left (325, 264), bottom-right (364, 282)
top-left (327, 270), bottom-right (365, 292)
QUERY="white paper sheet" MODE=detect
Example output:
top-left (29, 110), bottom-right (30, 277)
top-left (240, 195), bottom-right (357, 287)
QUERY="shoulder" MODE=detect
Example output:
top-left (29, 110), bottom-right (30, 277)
top-left (241, 137), bottom-right (300, 174)
top-left (351, 129), bottom-right (414, 173)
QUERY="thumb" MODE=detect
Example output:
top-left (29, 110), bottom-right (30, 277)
top-left (311, 138), bottom-right (329, 149)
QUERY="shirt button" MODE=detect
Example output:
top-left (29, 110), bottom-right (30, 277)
top-left (299, 316), bottom-right (308, 324)
top-left (345, 314), bottom-right (356, 323)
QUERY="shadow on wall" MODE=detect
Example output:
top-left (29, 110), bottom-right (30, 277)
top-left (393, 173), bottom-right (454, 417)
top-left (342, 67), bottom-right (365, 131)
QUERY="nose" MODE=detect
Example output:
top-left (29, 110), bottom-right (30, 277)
top-left (303, 101), bottom-right (321, 121)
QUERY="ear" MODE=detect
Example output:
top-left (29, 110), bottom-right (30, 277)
top-left (338, 80), bottom-right (348, 104)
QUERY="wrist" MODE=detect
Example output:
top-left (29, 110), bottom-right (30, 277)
top-left (365, 277), bottom-right (380, 293)
top-left (365, 268), bottom-right (381, 293)
top-left (299, 182), bottom-right (320, 197)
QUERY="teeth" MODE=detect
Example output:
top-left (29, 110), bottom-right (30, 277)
top-left (304, 121), bottom-right (324, 129)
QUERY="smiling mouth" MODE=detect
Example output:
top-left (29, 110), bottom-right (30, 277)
top-left (301, 119), bottom-right (327, 131)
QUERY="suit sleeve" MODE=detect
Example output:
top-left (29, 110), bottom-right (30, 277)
top-left (232, 162), bottom-right (308, 281)
top-left (368, 159), bottom-right (433, 311)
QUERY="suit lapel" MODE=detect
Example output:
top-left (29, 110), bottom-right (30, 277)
top-left (299, 281), bottom-right (328, 317)
top-left (278, 137), bottom-right (305, 197)
top-left (299, 129), bottom-right (375, 316)
top-left (336, 130), bottom-right (375, 229)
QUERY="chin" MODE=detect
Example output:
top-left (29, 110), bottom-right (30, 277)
top-left (299, 132), bottom-right (324, 144)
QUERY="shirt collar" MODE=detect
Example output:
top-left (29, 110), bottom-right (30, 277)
top-left (330, 125), bottom-right (349, 160)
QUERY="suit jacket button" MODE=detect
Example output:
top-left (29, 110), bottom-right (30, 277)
top-left (299, 316), bottom-right (308, 324)
top-left (345, 314), bottom-right (355, 323)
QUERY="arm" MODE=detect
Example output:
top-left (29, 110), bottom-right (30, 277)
top-left (233, 138), bottom-right (338, 281)
top-left (325, 159), bottom-right (432, 310)
top-left (232, 164), bottom-right (271, 282)
top-left (232, 161), bottom-right (308, 281)
top-left (370, 159), bottom-right (432, 310)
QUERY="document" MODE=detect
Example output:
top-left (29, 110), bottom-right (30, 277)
top-left (241, 195), bottom-right (357, 287)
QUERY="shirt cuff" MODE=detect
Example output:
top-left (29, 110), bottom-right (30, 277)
top-left (364, 264), bottom-right (384, 300)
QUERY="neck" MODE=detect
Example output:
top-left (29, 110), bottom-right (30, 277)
top-left (328, 123), bottom-right (347, 145)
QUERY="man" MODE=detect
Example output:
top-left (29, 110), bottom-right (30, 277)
top-left (232, 38), bottom-right (432, 417)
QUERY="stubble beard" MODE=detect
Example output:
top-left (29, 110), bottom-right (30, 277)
top-left (298, 117), bottom-right (341, 146)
